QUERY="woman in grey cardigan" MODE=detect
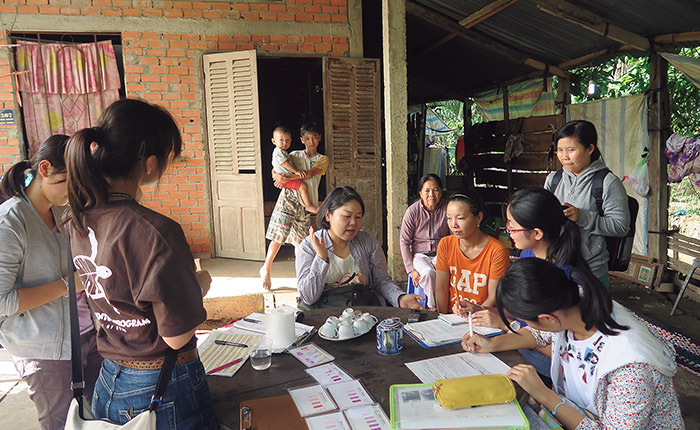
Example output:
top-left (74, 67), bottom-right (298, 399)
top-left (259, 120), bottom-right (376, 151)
top-left (296, 186), bottom-right (424, 309)
top-left (544, 120), bottom-right (630, 287)
top-left (0, 135), bottom-right (101, 430)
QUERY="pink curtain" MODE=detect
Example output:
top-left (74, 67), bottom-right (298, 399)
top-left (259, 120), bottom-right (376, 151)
top-left (16, 40), bottom-right (121, 153)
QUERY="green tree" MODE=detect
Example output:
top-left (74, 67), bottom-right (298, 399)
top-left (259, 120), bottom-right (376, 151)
top-left (567, 48), bottom-right (700, 221)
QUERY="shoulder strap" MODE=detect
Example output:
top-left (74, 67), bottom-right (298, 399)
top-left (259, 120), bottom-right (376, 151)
top-left (549, 169), bottom-right (563, 192)
top-left (591, 169), bottom-right (610, 216)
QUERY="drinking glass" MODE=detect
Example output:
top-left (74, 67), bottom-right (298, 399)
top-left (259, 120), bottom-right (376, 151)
top-left (250, 337), bottom-right (273, 370)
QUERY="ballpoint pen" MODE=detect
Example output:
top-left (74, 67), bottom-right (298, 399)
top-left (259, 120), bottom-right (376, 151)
top-left (215, 340), bottom-right (248, 348)
top-left (468, 311), bottom-right (474, 354)
top-left (206, 357), bottom-right (244, 374)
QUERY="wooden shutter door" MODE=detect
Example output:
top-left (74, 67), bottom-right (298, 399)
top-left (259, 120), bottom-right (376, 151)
top-left (323, 58), bottom-right (383, 243)
top-left (203, 50), bottom-right (265, 260)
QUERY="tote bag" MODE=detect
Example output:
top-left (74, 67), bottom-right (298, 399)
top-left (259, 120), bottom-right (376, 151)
top-left (65, 397), bottom-right (156, 430)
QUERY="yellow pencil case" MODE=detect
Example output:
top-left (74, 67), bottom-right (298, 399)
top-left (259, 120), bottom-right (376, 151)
top-left (432, 374), bottom-right (516, 410)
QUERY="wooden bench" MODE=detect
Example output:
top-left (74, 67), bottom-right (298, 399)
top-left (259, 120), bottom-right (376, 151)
top-left (667, 233), bottom-right (700, 315)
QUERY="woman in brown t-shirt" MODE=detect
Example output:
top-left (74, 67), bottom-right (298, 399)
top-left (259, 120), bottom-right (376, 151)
top-left (66, 99), bottom-right (217, 430)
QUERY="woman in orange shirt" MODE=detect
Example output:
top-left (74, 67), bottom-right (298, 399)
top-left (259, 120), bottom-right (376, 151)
top-left (435, 192), bottom-right (510, 313)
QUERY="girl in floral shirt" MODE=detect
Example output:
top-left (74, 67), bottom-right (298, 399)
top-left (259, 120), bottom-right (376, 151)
top-left (463, 258), bottom-right (684, 429)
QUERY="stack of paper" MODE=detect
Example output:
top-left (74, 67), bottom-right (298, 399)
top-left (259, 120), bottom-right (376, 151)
top-left (404, 319), bottom-right (502, 348)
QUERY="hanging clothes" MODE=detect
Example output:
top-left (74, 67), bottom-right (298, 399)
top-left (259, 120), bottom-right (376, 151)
top-left (666, 133), bottom-right (700, 185)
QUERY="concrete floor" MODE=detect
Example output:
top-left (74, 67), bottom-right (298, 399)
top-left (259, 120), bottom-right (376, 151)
top-left (1, 248), bottom-right (699, 428)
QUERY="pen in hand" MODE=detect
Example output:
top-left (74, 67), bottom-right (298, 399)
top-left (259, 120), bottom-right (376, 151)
top-left (468, 311), bottom-right (474, 354)
top-left (215, 340), bottom-right (248, 348)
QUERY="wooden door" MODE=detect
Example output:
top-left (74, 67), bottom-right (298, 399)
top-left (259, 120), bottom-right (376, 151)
top-left (203, 50), bottom-right (265, 260)
top-left (323, 57), bottom-right (383, 243)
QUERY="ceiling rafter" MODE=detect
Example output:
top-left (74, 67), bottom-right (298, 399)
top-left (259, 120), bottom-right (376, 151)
top-left (412, 0), bottom-right (519, 60)
top-left (406, 0), bottom-right (572, 79)
top-left (536, 0), bottom-right (650, 51)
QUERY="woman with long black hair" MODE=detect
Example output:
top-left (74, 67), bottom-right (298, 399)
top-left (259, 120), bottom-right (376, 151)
top-left (0, 135), bottom-right (101, 430)
top-left (463, 259), bottom-right (683, 429)
top-left (66, 99), bottom-right (217, 429)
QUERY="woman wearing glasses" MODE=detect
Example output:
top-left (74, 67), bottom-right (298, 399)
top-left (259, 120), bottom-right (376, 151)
top-left (435, 191), bottom-right (510, 314)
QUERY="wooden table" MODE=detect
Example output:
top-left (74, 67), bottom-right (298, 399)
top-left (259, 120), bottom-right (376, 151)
top-left (208, 306), bottom-right (525, 429)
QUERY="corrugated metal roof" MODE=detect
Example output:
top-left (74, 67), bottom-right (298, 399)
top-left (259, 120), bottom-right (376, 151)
top-left (407, 0), bottom-right (700, 102)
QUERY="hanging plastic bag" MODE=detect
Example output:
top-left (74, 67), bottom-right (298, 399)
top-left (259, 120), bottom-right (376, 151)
top-left (622, 154), bottom-right (650, 197)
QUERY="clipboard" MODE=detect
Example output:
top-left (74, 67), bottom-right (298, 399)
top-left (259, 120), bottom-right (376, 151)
top-left (239, 395), bottom-right (307, 430)
top-left (389, 383), bottom-right (529, 430)
top-left (404, 320), bottom-right (503, 349)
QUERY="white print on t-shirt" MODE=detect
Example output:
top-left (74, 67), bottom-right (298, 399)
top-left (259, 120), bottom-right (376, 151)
top-left (449, 266), bottom-right (487, 300)
top-left (72, 228), bottom-right (151, 332)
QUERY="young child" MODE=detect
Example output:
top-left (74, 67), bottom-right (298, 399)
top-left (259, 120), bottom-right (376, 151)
top-left (271, 126), bottom-right (318, 214)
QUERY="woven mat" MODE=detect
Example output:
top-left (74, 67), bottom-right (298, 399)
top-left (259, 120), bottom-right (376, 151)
top-left (625, 307), bottom-right (700, 377)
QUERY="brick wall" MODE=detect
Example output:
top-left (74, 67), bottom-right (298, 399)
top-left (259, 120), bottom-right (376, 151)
top-left (0, 31), bottom-right (22, 177)
top-left (0, 1), bottom-right (355, 257)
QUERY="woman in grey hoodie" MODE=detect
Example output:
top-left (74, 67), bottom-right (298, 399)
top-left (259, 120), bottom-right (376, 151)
top-left (544, 120), bottom-right (629, 287)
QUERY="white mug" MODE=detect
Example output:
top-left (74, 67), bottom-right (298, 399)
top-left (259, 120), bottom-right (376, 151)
top-left (325, 316), bottom-right (339, 326)
top-left (353, 319), bottom-right (370, 335)
top-left (319, 322), bottom-right (338, 338)
top-left (361, 313), bottom-right (375, 324)
top-left (337, 321), bottom-right (355, 340)
top-left (342, 308), bottom-right (354, 319)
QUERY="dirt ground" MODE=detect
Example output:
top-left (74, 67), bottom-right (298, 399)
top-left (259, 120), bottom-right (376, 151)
top-left (609, 275), bottom-right (700, 429)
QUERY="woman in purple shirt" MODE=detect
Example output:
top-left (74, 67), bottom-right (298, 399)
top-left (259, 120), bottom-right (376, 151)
top-left (399, 174), bottom-right (450, 308)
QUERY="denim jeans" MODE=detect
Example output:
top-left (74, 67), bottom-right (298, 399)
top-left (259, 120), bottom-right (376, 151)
top-left (92, 358), bottom-right (218, 430)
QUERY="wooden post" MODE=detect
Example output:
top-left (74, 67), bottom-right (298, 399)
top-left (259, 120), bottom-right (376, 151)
top-left (647, 51), bottom-right (670, 265)
top-left (463, 98), bottom-right (474, 189)
top-left (556, 77), bottom-right (570, 122)
top-left (418, 103), bottom-right (427, 180)
top-left (503, 87), bottom-right (512, 196)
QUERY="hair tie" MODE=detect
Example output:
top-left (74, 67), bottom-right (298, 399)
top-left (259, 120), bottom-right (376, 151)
top-left (91, 126), bottom-right (102, 142)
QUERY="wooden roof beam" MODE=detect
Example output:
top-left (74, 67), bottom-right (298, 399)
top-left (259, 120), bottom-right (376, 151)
top-left (536, 0), bottom-right (650, 51)
top-left (654, 31), bottom-right (700, 45)
top-left (406, 0), bottom-right (572, 79)
top-left (412, 0), bottom-right (519, 60)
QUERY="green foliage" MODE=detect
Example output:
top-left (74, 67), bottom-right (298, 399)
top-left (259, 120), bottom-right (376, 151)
top-left (568, 48), bottom-right (700, 215)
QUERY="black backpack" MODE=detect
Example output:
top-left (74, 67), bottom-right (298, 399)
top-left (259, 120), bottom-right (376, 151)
top-left (550, 169), bottom-right (638, 272)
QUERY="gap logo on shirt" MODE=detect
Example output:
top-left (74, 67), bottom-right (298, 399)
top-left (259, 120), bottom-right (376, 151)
top-left (449, 267), bottom-right (487, 297)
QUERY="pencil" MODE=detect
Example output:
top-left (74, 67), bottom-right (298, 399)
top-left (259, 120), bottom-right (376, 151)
top-left (207, 357), bottom-right (243, 375)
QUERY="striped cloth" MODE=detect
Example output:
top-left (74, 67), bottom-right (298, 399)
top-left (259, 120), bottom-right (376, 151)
top-left (473, 78), bottom-right (555, 121)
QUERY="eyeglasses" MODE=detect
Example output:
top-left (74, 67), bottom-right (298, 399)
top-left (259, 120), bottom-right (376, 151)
top-left (505, 220), bottom-right (530, 234)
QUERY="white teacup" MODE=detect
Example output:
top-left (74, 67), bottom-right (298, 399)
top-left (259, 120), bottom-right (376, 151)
top-left (353, 319), bottom-right (370, 335)
top-left (337, 321), bottom-right (355, 340)
top-left (319, 322), bottom-right (338, 338)
top-left (325, 316), bottom-right (339, 326)
top-left (361, 313), bottom-right (375, 324)
top-left (342, 308), bottom-right (354, 319)
top-left (339, 315), bottom-right (352, 325)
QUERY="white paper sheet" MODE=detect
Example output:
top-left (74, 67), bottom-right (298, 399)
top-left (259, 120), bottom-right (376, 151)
top-left (344, 404), bottom-right (391, 430)
top-left (306, 411), bottom-right (351, 430)
top-left (306, 362), bottom-right (354, 386)
top-left (289, 384), bottom-right (338, 417)
top-left (326, 379), bottom-right (375, 410)
top-left (405, 352), bottom-right (511, 383)
top-left (289, 343), bottom-right (335, 367)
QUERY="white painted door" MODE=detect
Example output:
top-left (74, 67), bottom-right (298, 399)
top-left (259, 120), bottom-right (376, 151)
top-left (203, 50), bottom-right (265, 260)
